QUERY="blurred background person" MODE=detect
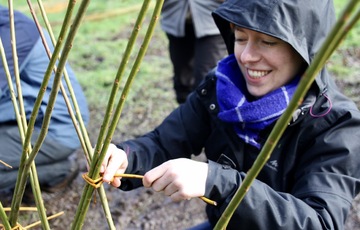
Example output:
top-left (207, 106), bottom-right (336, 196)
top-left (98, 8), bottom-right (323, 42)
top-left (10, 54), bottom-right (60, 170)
top-left (161, 0), bottom-right (227, 103)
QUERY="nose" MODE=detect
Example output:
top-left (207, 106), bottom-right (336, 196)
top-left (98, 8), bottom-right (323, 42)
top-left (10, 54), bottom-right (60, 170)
top-left (239, 42), bottom-right (261, 64)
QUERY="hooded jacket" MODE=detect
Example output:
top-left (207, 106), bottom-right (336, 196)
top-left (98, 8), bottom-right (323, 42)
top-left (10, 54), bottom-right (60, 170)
top-left (118, 0), bottom-right (360, 229)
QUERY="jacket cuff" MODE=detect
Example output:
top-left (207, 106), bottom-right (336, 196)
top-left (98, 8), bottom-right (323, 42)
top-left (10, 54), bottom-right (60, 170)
top-left (205, 160), bottom-right (243, 205)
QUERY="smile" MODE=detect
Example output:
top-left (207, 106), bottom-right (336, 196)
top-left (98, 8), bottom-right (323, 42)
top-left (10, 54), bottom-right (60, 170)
top-left (248, 69), bottom-right (271, 79)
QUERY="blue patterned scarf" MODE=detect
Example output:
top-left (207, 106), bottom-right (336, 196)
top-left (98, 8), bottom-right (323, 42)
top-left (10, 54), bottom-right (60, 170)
top-left (216, 55), bottom-right (300, 149)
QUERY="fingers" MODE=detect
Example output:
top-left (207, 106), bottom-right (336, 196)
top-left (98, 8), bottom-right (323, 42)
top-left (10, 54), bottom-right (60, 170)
top-left (143, 162), bottom-right (170, 188)
top-left (144, 164), bottom-right (190, 201)
top-left (101, 144), bottom-right (128, 187)
top-left (170, 190), bottom-right (191, 202)
top-left (143, 159), bottom-right (208, 202)
top-left (109, 169), bottom-right (124, 187)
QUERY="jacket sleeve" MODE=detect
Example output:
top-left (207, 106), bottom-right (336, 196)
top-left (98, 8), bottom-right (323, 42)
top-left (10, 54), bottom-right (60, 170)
top-left (118, 89), bottom-right (213, 190)
top-left (205, 108), bottom-right (360, 229)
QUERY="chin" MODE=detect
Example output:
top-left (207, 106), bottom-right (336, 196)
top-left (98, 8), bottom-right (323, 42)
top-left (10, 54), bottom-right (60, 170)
top-left (247, 88), bottom-right (266, 98)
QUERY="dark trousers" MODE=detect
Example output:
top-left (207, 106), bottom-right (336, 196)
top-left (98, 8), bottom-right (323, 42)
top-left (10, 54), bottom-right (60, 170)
top-left (0, 123), bottom-right (75, 193)
top-left (166, 23), bottom-right (227, 103)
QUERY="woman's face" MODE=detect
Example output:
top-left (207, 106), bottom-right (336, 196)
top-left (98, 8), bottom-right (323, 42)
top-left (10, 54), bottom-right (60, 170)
top-left (234, 27), bottom-right (305, 97)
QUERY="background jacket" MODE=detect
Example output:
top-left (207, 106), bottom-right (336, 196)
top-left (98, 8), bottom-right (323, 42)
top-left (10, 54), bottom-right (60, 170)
top-left (0, 6), bottom-right (89, 149)
top-left (118, 0), bottom-right (360, 229)
top-left (160, 0), bottom-right (223, 38)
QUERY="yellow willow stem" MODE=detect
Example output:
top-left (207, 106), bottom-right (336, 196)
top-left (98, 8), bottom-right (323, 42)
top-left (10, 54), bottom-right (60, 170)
top-left (23, 211), bottom-right (64, 229)
top-left (8, 0), bottom-right (77, 226)
top-left (214, 0), bottom-right (360, 229)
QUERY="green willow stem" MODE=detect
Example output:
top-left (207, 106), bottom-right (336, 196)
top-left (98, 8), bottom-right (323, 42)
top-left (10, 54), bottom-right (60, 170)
top-left (24, 1), bottom-right (91, 229)
top-left (4, 1), bottom-right (50, 228)
top-left (35, 0), bottom-right (93, 160)
top-left (99, 0), bottom-right (165, 171)
top-left (30, 1), bottom-right (116, 227)
top-left (72, 0), bottom-right (154, 229)
top-left (25, 0), bottom-right (88, 199)
top-left (214, 1), bottom-right (360, 229)
top-left (8, 0), bottom-right (26, 131)
top-left (91, 0), bottom-right (151, 168)
top-left (0, 202), bottom-right (11, 230)
top-left (96, 0), bottom-right (164, 224)
top-left (27, 0), bottom-right (90, 165)
top-left (34, 6), bottom-right (115, 226)
top-left (8, 0), bottom-right (77, 226)
top-left (326, 5), bottom-right (360, 58)
top-left (0, 39), bottom-right (19, 230)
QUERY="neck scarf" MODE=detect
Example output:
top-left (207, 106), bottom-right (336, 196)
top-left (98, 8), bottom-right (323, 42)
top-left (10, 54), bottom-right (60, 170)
top-left (216, 54), bottom-right (300, 149)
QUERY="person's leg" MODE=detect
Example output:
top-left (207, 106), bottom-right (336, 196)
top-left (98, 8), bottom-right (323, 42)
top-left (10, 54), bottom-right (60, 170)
top-left (0, 123), bottom-right (77, 193)
top-left (166, 22), bottom-right (196, 103)
top-left (193, 34), bottom-right (227, 89)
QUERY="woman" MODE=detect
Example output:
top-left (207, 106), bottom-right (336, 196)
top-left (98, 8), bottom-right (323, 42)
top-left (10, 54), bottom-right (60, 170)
top-left (101, 0), bottom-right (360, 229)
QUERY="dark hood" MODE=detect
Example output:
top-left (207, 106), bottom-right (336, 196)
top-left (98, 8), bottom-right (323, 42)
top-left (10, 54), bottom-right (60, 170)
top-left (212, 0), bottom-right (336, 66)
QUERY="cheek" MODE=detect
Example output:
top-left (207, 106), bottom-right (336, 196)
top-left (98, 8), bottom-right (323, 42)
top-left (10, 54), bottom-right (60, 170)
top-left (277, 47), bottom-right (304, 75)
top-left (281, 56), bottom-right (303, 78)
top-left (234, 45), bottom-right (244, 62)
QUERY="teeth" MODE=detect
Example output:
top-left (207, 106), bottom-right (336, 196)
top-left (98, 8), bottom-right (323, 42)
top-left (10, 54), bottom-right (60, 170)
top-left (248, 69), bottom-right (270, 78)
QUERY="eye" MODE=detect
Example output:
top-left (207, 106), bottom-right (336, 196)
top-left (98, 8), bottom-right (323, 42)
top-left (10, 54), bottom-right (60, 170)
top-left (262, 40), bottom-right (277, 46)
top-left (235, 38), bottom-right (247, 43)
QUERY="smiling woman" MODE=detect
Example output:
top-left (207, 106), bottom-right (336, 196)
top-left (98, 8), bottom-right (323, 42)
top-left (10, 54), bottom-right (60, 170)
top-left (100, 0), bottom-right (360, 229)
top-left (233, 27), bottom-right (306, 97)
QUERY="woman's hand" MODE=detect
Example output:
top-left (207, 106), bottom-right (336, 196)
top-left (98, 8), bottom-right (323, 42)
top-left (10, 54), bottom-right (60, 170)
top-left (143, 158), bottom-right (208, 202)
top-left (100, 143), bottom-right (128, 187)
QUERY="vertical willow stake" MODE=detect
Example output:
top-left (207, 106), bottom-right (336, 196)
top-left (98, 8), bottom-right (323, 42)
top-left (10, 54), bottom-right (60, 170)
top-left (91, 0), bottom-right (152, 164)
top-left (5, 1), bottom-right (50, 228)
top-left (71, 1), bottom-right (157, 229)
top-left (0, 38), bottom-right (20, 230)
top-left (214, 1), bottom-right (360, 229)
top-left (7, 0), bottom-right (26, 130)
top-left (8, 0), bottom-right (77, 226)
top-left (99, 0), bottom-right (165, 171)
top-left (35, 0), bottom-right (93, 160)
top-left (29, 1), bottom-right (116, 227)
top-left (0, 202), bottom-right (11, 230)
